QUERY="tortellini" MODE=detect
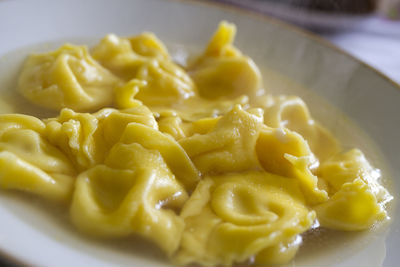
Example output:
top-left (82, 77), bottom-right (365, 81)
top-left (45, 108), bottom-right (105, 170)
top-left (92, 34), bottom-right (196, 106)
top-left (91, 33), bottom-right (169, 80)
top-left (0, 21), bottom-right (392, 267)
top-left (189, 21), bottom-right (262, 99)
top-left (44, 104), bottom-right (158, 171)
top-left (0, 114), bottom-right (76, 201)
top-left (132, 59), bottom-right (196, 106)
top-left (315, 149), bottom-right (392, 230)
top-left (318, 149), bottom-right (390, 202)
top-left (314, 179), bottom-right (386, 231)
top-left (18, 44), bottom-right (121, 112)
top-left (71, 143), bottom-right (188, 255)
top-left (179, 105), bottom-right (263, 174)
top-left (256, 127), bottom-right (328, 205)
top-left (119, 122), bottom-right (200, 191)
top-left (97, 105), bottom-right (158, 145)
top-left (175, 172), bottom-right (315, 266)
top-left (259, 95), bottom-right (340, 162)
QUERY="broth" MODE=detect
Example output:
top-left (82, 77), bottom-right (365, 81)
top-left (0, 40), bottom-right (395, 267)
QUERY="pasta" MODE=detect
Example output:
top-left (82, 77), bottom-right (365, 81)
top-left (71, 142), bottom-right (188, 255)
top-left (189, 21), bottom-right (261, 99)
top-left (0, 114), bottom-right (76, 201)
top-left (92, 34), bottom-right (196, 106)
top-left (175, 172), bottom-right (315, 266)
top-left (18, 44), bottom-right (121, 112)
top-left (179, 105), bottom-right (264, 174)
top-left (0, 21), bottom-right (393, 266)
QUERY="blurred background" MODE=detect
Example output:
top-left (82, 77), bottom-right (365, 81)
top-left (200, 0), bottom-right (400, 83)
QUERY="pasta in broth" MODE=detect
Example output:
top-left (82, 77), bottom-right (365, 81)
top-left (0, 21), bottom-right (393, 266)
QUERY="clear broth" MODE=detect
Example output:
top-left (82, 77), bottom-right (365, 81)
top-left (0, 40), bottom-right (395, 267)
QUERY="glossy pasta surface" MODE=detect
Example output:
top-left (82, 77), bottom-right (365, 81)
top-left (0, 21), bottom-right (393, 266)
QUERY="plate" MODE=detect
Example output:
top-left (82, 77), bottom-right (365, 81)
top-left (0, 0), bottom-right (399, 266)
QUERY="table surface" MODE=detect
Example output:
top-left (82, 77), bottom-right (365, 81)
top-left (318, 16), bottom-right (400, 84)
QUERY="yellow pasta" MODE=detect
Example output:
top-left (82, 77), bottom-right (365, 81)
top-left (175, 172), bottom-right (315, 266)
top-left (0, 114), bottom-right (76, 201)
top-left (256, 126), bottom-right (328, 205)
top-left (314, 178), bottom-right (386, 231)
top-left (44, 105), bottom-right (158, 170)
top-left (315, 149), bottom-right (392, 230)
top-left (0, 21), bottom-right (392, 267)
top-left (18, 44), bottom-right (121, 112)
top-left (96, 105), bottom-right (158, 145)
top-left (120, 123), bottom-right (200, 191)
top-left (45, 108), bottom-right (104, 170)
top-left (259, 95), bottom-right (340, 162)
top-left (157, 115), bottom-right (186, 140)
top-left (179, 105), bottom-right (263, 174)
top-left (132, 59), bottom-right (196, 106)
top-left (92, 33), bottom-right (196, 106)
top-left (71, 142), bottom-right (188, 255)
top-left (189, 21), bottom-right (262, 99)
top-left (91, 33), bottom-right (169, 80)
top-left (318, 149), bottom-right (391, 202)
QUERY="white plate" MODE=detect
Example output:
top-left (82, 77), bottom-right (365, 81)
top-left (0, 0), bottom-right (399, 266)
